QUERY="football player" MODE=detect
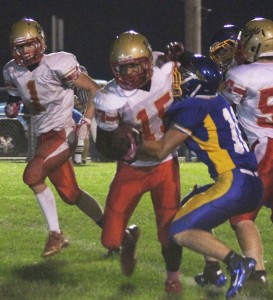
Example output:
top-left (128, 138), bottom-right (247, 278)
top-left (94, 31), bottom-right (182, 294)
top-left (209, 24), bottom-right (243, 74)
top-left (137, 54), bottom-right (262, 299)
top-left (223, 17), bottom-right (273, 283)
top-left (193, 23), bottom-right (267, 287)
top-left (73, 65), bottom-right (91, 165)
top-left (3, 18), bottom-right (104, 257)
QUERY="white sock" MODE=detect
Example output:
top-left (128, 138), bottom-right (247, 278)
top-left (35, 187), bottom-right (61, 233)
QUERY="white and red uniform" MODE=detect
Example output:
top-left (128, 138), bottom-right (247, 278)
top-left (95, 59), bottom-right (181, 249)
top-left (3, 52), bottom-right (82, 203)
top-left (223, 61), bottom-right (273, 221)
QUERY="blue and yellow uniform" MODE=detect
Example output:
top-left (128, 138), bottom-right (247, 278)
top-left (168, 94), bottom-right (263, 236)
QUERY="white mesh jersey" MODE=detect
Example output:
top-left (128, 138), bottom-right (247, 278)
top-left (222, 62), bottom-right (273, 147)
top-left (3, 51), bottom-right (80, 136)
top-left (94, 61), bottom-right (176, 167)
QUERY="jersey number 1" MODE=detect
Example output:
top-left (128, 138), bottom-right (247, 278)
top-left (26, 80), bottom-right (46, 114)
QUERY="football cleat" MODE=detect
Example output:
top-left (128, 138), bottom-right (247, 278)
top-left (226, 257), bottom-right (256, 299)
top-left (165, 279), bottom-right (182, 294)
top-left (120, 225), bottom-right (140, 276)
top-left (41, 231), bottom-right (69, 258)
top-left (194, 261), bottom-right (227, 287)
top-left (195, 270), bottom-right (227, 287)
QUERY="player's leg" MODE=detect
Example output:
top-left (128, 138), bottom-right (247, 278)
top-left (184, 184), bottom-right (227, 286)
top-left (173, 229), bottom-right (256, 299)
top-left (49, 158), bottom-right (104, 226)
top-left (231, 137), bottom-right (273, 283)
top-left (81, 137), bottom-right (90, 164)
top-left (151, 158), bottom-right (182, 294)
top-left (101, 162), bottom-right (143, 275)
top-left (23, 130), bottom-right (70, 257)
top-left (170, 169), bottom-right (262, 298)
top-left (230, 213), bottom-right (266, 283)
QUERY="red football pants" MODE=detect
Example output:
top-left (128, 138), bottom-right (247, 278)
top-left (101, 157), bottom-right (181, 249)
top-left (230, 137), bottom-right (273, 225)
top-left (23, 129), bottom-right (81, 204)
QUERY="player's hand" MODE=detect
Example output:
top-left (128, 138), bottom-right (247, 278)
top-left (111, 124), bottom-right (142, 163)
top-left (75, 117), bottom-right (91, 140)
top-left (4, 102), bottom-right (22, 118)
top-left (164, 41), bottom-right (184, 62)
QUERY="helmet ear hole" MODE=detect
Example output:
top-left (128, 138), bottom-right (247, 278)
top-left (9, 18), bottom-right (46, 66)
top-left (109, 31), bottom-right (153, 90)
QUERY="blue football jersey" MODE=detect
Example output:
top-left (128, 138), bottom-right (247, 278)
top-left (167, 94), bottom-right (257, 179)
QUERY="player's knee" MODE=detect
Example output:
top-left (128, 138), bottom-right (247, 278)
top-left (101, 223), bottom-right (123, 249)
top-left (172, 231), bottom-right (187, 246)
top-left (23, 171), bottom-right (43, 187)
top-left (23, 175), bottom-right (34, 187)
top-left (158, 232), bottom-right (170, 248)
top-left (229, 211), bottom-right (256, 229)
top-left (23, 159), bottom-right (47, 187)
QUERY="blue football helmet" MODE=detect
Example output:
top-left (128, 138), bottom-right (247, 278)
top-left (179, 54), bottom-right (223, 98)
top-left (209, 24), bottom-right (240, 71)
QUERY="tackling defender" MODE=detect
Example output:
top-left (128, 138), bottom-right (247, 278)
top-left (135, 54), bottom-right (262, 299)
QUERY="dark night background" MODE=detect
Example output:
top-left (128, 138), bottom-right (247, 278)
top-left (0, 0), bottom-right (272, 85)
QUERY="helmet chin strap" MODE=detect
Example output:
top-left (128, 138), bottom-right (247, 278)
top-left (254, 43), bottom-right (261, 62)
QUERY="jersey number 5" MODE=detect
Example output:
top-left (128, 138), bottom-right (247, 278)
top-left (257, 87), bottom-right (273, 128)
top-left (136, 92), bottom-right (171, 140)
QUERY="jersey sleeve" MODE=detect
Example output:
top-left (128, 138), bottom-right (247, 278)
top-left (94, 81), bottom-right (127, 132)
top-left (47, 52), bottom-right (81, 86)
top-left (3, 62), bottom-right (21, 97)
top-left (222, 67), bottom-right (247, 105)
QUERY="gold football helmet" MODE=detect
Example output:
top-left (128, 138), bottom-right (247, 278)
top-left (239, 17), bottom-right (273, 62)
top-left (9, 18), bottom-right (46, 66)
top-left (109, 30), bottom-right (153, 90)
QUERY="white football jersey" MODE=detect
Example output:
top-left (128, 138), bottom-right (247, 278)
top-left (94, 61), bottom-right (176, 166)
top-left (222, 62), bottom-right (273, 147)
top-left (3, 52), bottom-right (79, 136)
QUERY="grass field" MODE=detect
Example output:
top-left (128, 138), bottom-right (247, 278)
top-left (0, 160), bottom-right (272, 300)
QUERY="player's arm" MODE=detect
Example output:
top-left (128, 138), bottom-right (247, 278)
top-left (73, 72), bottom-right (101, 139)
top-left (3, 70), bottom-right (23, 118)
top-left (4, 95), bottom-right (22, 118)
top-left (96, 125), bottom-right (141, 162)
top-left (73, 72), bottom-right (100, 121)
top-left (139, 128), bottom-right (188, 160)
